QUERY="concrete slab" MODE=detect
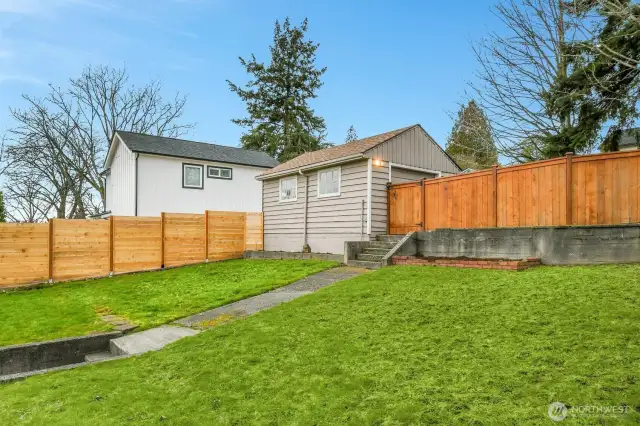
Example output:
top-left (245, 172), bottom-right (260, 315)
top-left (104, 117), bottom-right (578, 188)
top-left (110, 326), bottom-right (200, 356)
top-left (175, 267), bottom-right (364, 328)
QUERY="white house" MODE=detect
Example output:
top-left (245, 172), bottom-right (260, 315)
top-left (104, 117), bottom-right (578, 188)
top-left (103, 131), bottom-right (278, 216)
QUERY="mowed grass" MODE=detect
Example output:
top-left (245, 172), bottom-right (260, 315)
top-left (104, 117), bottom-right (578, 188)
top-left (0, 260), bottom-right (337, 346)
top-left (1, 265), bottom-right (638, 425)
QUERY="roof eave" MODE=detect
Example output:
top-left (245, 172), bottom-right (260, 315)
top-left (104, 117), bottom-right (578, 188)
top-left (256, 153), bottom-right (365, 180)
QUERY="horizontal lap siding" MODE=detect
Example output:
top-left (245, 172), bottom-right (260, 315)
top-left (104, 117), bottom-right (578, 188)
top-left (391, 168), bottom-right (437, 184)
top-left (306, 162), bottom-right (368, 233)
top-left (0, 223), bottom-right (49, 287)
top-left (113, 217), bottom-right (162, 273)
top-left (371, 166), bottom-right (389, 235)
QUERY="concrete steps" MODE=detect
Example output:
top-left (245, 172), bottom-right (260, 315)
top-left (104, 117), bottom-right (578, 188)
top-left (84, 351), bottom-right (116, 363)
top-left (110, 326), bottom-right (200, 356)
top-left (346, 234), bottom-right (407, 269)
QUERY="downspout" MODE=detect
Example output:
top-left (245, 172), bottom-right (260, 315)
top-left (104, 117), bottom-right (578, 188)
top-left (388, 161), bottom-right (392, 182)
top-left (300, 169), bottom-right (308, 248)
top-left (134, 153), bottom-right (139, 216)
top-left (366, 158), bottom-right (373, 236)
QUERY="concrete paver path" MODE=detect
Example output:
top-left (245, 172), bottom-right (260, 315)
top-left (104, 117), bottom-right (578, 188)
top-left (115, 267), bottom-right (366, 356)
top-left (175, 267), bottom-right (366, 327)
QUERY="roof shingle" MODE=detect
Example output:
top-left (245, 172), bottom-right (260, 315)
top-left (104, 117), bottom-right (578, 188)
top-left (115, 131), bottom-right (279, 168)
top-left (260, 125), bottom-right (415, 176)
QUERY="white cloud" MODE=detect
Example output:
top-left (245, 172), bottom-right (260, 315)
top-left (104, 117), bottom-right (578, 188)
top-left (0, 74), bottom-right (45, 85)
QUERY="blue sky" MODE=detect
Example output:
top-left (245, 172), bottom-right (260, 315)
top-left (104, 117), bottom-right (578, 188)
top-left (0, 0), bottom-right (499, 150)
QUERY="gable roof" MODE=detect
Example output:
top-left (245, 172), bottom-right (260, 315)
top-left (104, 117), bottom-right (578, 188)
top-left (111, 131), bottom-right (279, 168)
top-left (259, 125), bottom-right (415, 177)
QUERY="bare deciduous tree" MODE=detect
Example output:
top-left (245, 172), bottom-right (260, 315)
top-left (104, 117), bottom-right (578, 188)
top-left (470, 0), bottom-right (593, 163)
top-left (3, 65), bottom-right (193, 221)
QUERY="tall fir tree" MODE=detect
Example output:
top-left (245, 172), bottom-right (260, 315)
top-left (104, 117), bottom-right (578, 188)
top-left (0, 192), bottom-right (6, 223)
top-left (345, 125), bottom-right (358, 143)
top-left (547, 0), bottom-right (640, 153)
top-left (445, 101), bottom-right (499, 170)
top-left (227, 18), bottom-right (330, 162)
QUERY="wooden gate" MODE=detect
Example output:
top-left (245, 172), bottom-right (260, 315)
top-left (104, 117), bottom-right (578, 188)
top-left (388, 181), bottom-right (424, 234)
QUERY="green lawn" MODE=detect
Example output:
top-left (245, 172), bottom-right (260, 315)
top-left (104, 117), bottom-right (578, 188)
top-left (1, 265), bottom-right (638, 425)
top-left (0, 259), bottom-right (337, 346)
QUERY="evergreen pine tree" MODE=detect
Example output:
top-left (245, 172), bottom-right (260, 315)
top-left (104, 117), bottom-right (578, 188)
top-left (547, 0), bottom-right (640, 153)
top-left (227, 18), bottom-right (330, 162)
top-left (445, 101), bottom-right (498, 170)
top-left (0, 192), bottom-right (6, 222)
top-left (345, 125), bottom-right (358, 143)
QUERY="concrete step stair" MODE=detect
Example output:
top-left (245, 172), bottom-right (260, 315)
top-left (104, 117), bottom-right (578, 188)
top-left (362, 247), bottom-right (389, 255)
top-left (368, 241), bottom-right (398, 249)
top-left (346, 260), bottom-right (383, 270)
top-left (110, 326), bottom-right (200, 356)
top-left (84, 351), bottom-right (117, 363)
top-left (375, 235), bottom-right (404, 244)
top-left (356, 253), bottom-right (385, 262)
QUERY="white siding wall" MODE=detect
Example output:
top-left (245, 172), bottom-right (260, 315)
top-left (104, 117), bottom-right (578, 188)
top-left (106, 139), bottom-right (136, 216)
top-left (263, 160), bottom-right (370, 254)
top-left (136, 154), bottom-right (264, 216)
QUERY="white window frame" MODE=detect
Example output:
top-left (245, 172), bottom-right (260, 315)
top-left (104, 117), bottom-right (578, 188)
top-left (279, 176), bottom-right (298, 203)
top-left (317, 166), bottom-right (341, 198)
top-left (207, 166), bottom-right (233, 180)
top-left (182, 163), bottom-right (204, 189)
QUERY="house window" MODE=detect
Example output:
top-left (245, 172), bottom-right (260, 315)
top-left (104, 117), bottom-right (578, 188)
top-left (317, 167), bottom-right (341, 198)
top-left (208, 166), bottom-right (232, 180)
top-left (279, 176), bottom-right (297, 202)
top-left (182, 163), bottom-right (203, 189)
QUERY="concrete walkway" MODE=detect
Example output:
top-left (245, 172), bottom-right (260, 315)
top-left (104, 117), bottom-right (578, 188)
top-left (116, 267), bottom-right (367, 356)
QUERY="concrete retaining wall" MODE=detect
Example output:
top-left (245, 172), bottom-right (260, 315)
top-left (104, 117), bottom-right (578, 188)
top-left (414, 224), bottom-right (640, 265)
top-left (244, 251), bottom-right (344, 263)
top-left (0, 332), bottom-right (122, 375)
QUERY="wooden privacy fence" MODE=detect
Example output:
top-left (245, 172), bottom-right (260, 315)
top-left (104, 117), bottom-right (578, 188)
top-left (388, 150), bottom-right (640, 234)
top-left (0, 211), bottom-right (264, 288)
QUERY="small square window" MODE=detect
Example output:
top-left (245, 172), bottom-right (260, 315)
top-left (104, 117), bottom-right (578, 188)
top-left (208, 166), bottom-right (233, 180)
top-left (279, 176), bottom-right (297, 202)
top-left (317, 167), bottom-right (341, 198)
top-left (183, 163), bottom-right (203, 189)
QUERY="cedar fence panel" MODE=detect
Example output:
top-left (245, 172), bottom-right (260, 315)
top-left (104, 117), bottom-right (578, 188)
top-left (52, 219), bottom-right (110, 281)
top-left (163, 213), bottom-right (205, 268)
top-left (0, 223), bottom-right (49, 287)
top-left (208, 211), bottom-right (246, 261)
top-left (0, 210), bottom-right (264, 288)
top-left (112, 216), bottom-right (162, 273)
top-left (245, 213), bottom-right (264, 251)
top-left (388, 182), bottom-right (424, 234)
top-left (389, 150), bottom-right (640, 233)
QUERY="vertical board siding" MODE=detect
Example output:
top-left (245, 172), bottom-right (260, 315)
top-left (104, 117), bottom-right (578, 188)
top-left (53, 219), bottom-right (110, 281)
top-left (0, 223), bottom-right (49, 287)
top-left (163, 213), bottom-right (205, 267)
top-left (365, 126), bottom-right (460, 174)
top-left (208, 211), bottom-right (246, 261)
top-left (389, 150), bottom-right (640, 233)
top-left (112, 216), bottom-right (162, 273)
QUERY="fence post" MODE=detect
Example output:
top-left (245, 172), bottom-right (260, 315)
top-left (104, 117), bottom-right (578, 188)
top-left (386, 183), bottom-right (391, 235)
top-left (243, 213), bottom-right (247, 253)
top-left (160, 212), bottom-right (165, 268)
top-left (109, 216), bottom-right (114, 276)
top-left (421, 178), bottom-right (426, 231)
top-left (204, 210), bottom-right (209, 262)
top-left (566, 152), bottom-right (573, 225)
top-left (48, 218), bottom-right (54, 283)
top-left (492, 164), bottom-right (498, 227)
